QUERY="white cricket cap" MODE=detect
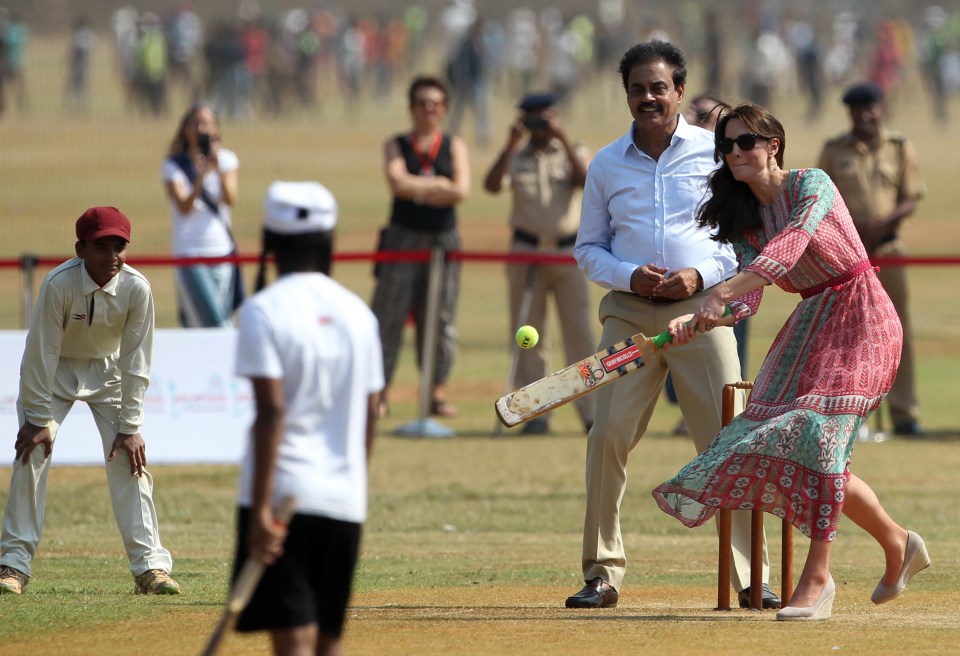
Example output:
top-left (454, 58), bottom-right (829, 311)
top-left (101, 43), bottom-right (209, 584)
top-left (263, 181), bottom-right (337, 234)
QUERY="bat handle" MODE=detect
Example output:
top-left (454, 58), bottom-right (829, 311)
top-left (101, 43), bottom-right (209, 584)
top-left (226, 496), bottom-right (298, 613)
top-left (648, 305), bottom-right (733, 350)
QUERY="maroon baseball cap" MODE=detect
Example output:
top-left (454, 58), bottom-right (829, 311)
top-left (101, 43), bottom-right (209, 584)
top-left (76, 206), bottom-right (132, 242)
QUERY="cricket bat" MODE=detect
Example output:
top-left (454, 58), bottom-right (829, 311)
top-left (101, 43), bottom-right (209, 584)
top-left (200, 496), bottom-right (297, 656)
top-left (495, 308), bottom-right (730, 427)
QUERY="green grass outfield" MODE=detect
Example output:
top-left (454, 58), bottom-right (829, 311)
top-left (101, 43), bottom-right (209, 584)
top-left (0, 430), bottom-right (959, 655)
top-left (0, 33), bottom-right (958, 654)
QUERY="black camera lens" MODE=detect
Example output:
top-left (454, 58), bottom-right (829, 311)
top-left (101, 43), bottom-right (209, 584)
top-left (198, 133), bottom-right (212, 156)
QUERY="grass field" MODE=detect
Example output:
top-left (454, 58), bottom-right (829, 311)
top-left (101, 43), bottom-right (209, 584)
top-left (1, 431), bottom-right (959, 655)
top-left (0, 32), bottom-right (959, 655)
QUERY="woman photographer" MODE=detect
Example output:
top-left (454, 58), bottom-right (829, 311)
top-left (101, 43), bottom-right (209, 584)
top-left (162, 102), bottom-right (242, 327)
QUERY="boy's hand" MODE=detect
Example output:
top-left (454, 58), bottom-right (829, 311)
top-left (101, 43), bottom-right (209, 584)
top-left (109, 432), bottom-right (147, 477)
top-left (248, 505), bottom-right (289, 566)
top-left (15, 422), bottom-right (52, 464)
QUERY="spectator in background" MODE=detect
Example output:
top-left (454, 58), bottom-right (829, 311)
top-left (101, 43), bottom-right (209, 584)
top-left (818, 82), bottom-right (926, 437)
top-left (112, 6), bottom-right (141, 113)
top-left (0, 8), bottom-right (29, 115)
top-left (371, 76), bottom-right (470, 420)
top-left (790, 20), bottom-right (824, 122)
top-left (870, 20), bottom-right (903, 101)
top-left (64, 16), bottom-right (95, 114)
top-left (166, 3), bottom-right (204, 104)
top-left (446, 18), bottom-right (490, 146)
top-left (162, 103), bottom-right (242, 328)
top-left (136, 12), bottom-right (167, 116)
top-left (919, 6), bottom-right (951, 123)
top-left (482, 92), bottom-right (595, 435)
top-left (702, 9), bottom-right (724, 94)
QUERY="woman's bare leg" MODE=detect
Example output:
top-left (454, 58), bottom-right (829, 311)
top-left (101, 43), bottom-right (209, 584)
top-left (841, 473), bottom-right (909, 586)
top-left (787, 539), bottom-right (833, 608)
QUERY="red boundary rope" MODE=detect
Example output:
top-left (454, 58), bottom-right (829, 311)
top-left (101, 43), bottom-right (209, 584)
top-left (0, 251), bottom-right (957, 269)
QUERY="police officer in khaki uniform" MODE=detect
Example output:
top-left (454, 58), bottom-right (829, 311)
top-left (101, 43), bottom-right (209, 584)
top-left (818, 82), bottom-right (926, 436)
top-left (483, 92), bottom-right (595, 435)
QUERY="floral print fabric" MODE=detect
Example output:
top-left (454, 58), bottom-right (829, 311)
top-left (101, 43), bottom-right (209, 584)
top-left (653, 169), bottom-right (902, 541)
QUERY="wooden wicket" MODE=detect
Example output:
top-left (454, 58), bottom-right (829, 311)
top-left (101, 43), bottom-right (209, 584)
top-left (716, 381), bottom-right (794, 611)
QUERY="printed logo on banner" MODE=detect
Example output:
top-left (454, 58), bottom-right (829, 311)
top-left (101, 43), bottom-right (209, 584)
top-left (166, 377), bottom-right (230, 419)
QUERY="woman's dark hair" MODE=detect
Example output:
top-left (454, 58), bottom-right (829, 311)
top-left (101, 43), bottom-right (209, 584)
top-left (254, 230), bottom-right (333, 292)
top-left (697, 103), bottom-right (786, 243)
top-left (168, 102), bottom-right (219, 157)
top-left (618, 40), bottom-right (687, 91)
top-left (407, 75), bottom-right (448, 107)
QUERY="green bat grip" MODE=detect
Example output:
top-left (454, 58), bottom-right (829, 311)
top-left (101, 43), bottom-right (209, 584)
top-left (648, 305), bottom-right (733, 350)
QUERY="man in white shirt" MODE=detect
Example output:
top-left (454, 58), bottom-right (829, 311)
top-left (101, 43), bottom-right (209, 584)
top-left (566, 40), bottom-right (778, 610)
top-left (0, 206), bottom-right (178, 596)
top-left (232, 182), bottom-right (384, 654)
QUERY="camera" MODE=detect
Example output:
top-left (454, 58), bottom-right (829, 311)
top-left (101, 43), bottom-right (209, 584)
top-left (197, 133), bottom-right (212, 157)
top-left (521, 115), bottom-right (549, 131)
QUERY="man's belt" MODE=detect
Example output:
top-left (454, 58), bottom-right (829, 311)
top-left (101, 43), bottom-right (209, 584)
top-left (642, 295), bottom-right (682, 304)
top-left (513, 228), bottom-right (578, 249)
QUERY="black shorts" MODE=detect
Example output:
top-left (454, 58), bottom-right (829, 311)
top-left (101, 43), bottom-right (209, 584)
top-left (233, 507), bottom-right (361, 637)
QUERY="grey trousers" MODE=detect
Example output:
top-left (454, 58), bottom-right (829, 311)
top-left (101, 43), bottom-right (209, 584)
top-left (370, 224), bottom-right (461, 387)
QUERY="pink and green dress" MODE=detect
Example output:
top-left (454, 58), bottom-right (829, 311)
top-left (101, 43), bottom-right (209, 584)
top-left (652, 168), bottom-right (902, 541)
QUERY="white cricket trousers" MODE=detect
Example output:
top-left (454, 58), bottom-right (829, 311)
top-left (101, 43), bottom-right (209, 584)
top-left (1, 393), bottom-right (173, 579)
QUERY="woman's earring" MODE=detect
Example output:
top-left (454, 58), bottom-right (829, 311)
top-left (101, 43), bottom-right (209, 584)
top-left (769, 159), bottom-right (777, 171)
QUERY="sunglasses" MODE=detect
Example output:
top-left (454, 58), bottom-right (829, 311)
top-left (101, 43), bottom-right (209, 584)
top-left (716, 133), bottom-right (766, 154)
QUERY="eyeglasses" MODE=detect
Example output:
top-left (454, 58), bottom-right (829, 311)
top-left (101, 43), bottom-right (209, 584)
top-left (716, 133), bottom-right (766, 154)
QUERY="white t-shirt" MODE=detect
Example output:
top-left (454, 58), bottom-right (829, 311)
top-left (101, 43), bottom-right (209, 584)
top-left (161, 148), bottom-right (240, 257)
top-left (234, 272), bottom-right (385, 523)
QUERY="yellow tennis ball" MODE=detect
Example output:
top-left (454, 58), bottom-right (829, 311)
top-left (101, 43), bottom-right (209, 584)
top-left (515, 325), bottom-right (539, 349)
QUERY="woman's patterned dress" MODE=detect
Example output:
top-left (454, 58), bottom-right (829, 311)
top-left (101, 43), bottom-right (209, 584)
top-left (653, 168), bottom-right (902, 541)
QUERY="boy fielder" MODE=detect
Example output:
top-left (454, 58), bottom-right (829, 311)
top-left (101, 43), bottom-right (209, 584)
top-left (0, 206), bottom-right (179, 595)
top-left (231, 182), bottom-right (383, 654)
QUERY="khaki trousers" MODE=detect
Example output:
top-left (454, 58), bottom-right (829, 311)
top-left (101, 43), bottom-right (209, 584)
top-left (875, 240), bottom-right (918, 426)
top-left (507, 244), bottom-right (597, 427)
top-left (582, 290), bottom-right (768, 592)
top-left (1, 358), bottom-right (173, 578)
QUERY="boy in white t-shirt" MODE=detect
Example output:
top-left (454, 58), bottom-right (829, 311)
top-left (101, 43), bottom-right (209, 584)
top-left (230, 182), bottom-right (384, 654)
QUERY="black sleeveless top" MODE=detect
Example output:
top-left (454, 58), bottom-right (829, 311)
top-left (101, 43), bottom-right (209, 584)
top-left (389, 133), bottom-right (457, 233)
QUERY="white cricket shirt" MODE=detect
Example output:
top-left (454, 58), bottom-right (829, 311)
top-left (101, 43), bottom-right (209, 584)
top-left (234, 272), bottom-right (384, 523)
top-left (20, 258), bottom-right (154, 434)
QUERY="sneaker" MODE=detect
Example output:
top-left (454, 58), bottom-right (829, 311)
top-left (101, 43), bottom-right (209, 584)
top-left (0, 565), bottom-right (29, 595)
top-left (134, 569), bottom-right (181, 595)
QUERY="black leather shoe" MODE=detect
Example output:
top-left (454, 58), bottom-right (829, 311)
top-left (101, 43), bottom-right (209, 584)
top-left (565, 577), bottom-right (618, 608)
top-left (738, 583), bottom-right (782, 609)
top-left (894, 420), bottom-right (924, 437)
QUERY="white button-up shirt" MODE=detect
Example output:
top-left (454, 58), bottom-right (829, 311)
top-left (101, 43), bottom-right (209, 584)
top-left (20, 258), bottom-right (154, 434)
top-left (575, 115), bottom-right (737, 292)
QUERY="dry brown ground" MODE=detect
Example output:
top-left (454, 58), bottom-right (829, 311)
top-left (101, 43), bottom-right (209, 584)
top-left (5, 584), bottom-right (957, 655)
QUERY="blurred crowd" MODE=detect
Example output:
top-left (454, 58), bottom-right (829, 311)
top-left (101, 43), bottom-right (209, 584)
top-left (4, 2), bottom-right (960, 125)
